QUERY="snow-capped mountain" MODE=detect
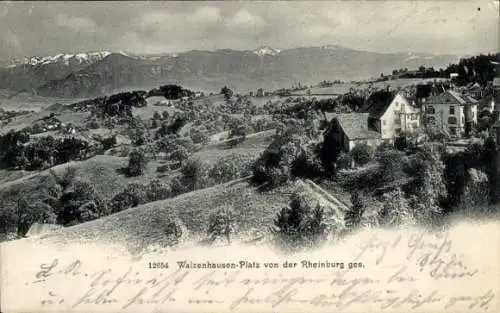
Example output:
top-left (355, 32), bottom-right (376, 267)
top-left (253, 46), bottom-right (281, 57)
top-left (0, 46), bottom-right (459, 98)
top-left (7, 51), bottom-right (113, 68)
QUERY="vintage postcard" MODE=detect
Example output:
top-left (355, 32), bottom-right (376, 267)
top-left (0, 1), bottom-right (499, 312)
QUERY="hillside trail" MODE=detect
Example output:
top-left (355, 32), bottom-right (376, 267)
top-left (296, 178), bottom-right (349, 227)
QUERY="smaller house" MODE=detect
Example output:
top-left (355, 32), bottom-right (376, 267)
top-left (493, 77), bottom-right (500, 107)
top-left (323, 113), bottom-right (381, 152)
top-left (146, 96), bottom-right (172, 106)
top-left (424, 90), bottom-right (478, 137)
top-left (466, 82), bottom-right (483, 100)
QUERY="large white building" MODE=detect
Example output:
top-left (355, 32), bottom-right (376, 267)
top-left (363, 90), bottom-right (421, 140)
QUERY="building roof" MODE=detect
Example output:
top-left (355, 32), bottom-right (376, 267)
top-left (324, 112), bottom-right (336, 122)
top-left (332, 113), bottom-right (381, 140)
top-left (362, 90), bottom-right (397, 119)
top-left (493, 77), bottom-right (500, 88)
top-left (425, 90), bottom-right (477, 106)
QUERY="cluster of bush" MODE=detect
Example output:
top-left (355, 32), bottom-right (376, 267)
top-left (147, 84), bottom-right (195, 100)
top-left (0, 167), bottom-right (107, 238)
top-left (0, 131), bottom-right (92, 171)
top-left (251, 119), bottom-right (324, 189)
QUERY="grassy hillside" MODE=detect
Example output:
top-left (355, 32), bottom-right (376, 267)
top-left (193, 129), bottom-right (275, 163)
top-left (28, 177), bottom-right (346, 253)
top-left (0, 154), bottom-right (172, 204)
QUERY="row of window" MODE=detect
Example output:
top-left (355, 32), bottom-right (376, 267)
top-left (382, 114), bottom-right (418, 126)
top-left (426, 116), bottom-right (468, 125)
top-left (427, 105), bottom-right (457, 115)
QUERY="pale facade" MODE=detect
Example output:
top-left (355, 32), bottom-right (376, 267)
top-left (379, 93), bottom-right (421, 139)
top-left (366, 92), bottom-right (421, 140)
top-left (424, 90), bottom-right (478, 137)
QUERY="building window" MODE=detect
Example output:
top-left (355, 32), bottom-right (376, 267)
top-left (449, 106), bottom-right (455, 115)
top-left (395, 118), bottom-right (401, 125)
top-left (448, 116), bottom-right (458, 124)
top-left (426, 106), bottom-right (435, 114)
top-left (411, 113), bottom-right (418, 121)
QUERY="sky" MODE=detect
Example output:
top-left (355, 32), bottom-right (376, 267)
top-left (0, 1), bottom-right (498, 61)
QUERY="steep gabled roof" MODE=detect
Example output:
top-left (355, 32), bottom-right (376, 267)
top-left (426, 90), bottom-right (477, 106)
top-left (331, 113), bottom-right (380, 140)
top-left (362, 90), bottom-right (397, 119)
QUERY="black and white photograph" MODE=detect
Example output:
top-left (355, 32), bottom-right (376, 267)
top-left (0, 1), bottom-right (499, 312)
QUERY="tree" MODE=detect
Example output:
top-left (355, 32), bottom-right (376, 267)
top-left (407, 144), bottom-right (446, 223)
top-left (351, 143), bottom-right (373, 166)
top-left (375, 149), bottom-right (407, 185)
top-left (221, 86), bottom-right (233, 100)
top-left (273, 193), bottom-right (326, 251)
top-left (169, 147), bottom-right (190, 168)
top-left (127, 150), bottom-right (148, 177)
top-left (209, 156), bottom-right (240, 184)
top-left (49, 166), bottom-right (77, 192)
top-left (180, 158), bottom-right (212, 191)
top-left (109, 183), bottom-right (148, 213)
top-left (378, 188), bottom-right (414, 226)
top-left (344, 192), bottom-right (365, 230)
top-left (146, 179), bottom-right (172, 202)
top-left (190, 125), bottom-right (209, 145)
top-left (207, 205), bottom-right (235, 244)
top-left (153, 111), bottom-right (161, 120)
top-left (228, 122), bottom-right (249, 147)
top-left (151, 118), bottom-right (159, 129)
top-left (56, 180), bottom-right (107, 226)
top-left (162, 111), bottom-right (170, 120)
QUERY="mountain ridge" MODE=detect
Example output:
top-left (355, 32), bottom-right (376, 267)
top-left (0, 45), bottom-right (460, 97)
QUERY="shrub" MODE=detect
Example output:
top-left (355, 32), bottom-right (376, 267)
top-left (377, 189), bottom-right (414, 226)
top-left (127, 150), bottom-right (148, 177)
top-left (351, 143), bottom-right (373, 166)
top-left (101, 135), bottom-right (117, 151)
top-left (163, 217), bottom-right (185, 246)
top-left (15, 199), bottom-right (57, 237)
top-left (344, 192), bottom-right (365, 230)
top-left (336, 152), bottom-right (352, 170)
top-left (190, 126), bottom-right (209, 145)
top-left (146, 179), bottom-right (172, 202)
top-left (87, 120), bottom-right (100, 129)
top-left (49, 166), bottom-right (77, 192)
top-left (273, 193), bottom-right (327, 251)
top-left (180, 158), bottom-right (212, 191)
top-left (394, 135), bottom-right (407, 151)
top-left (109, 183), bottom-right (148, 213)
top-left (169, 147), bottom-right (190, 167)
top-left (151, 118), bottom-right (159, 129)
top-left (156, 164), bottom-right (170, 173)
top-left (209, 157), bottom-right (239, 184)
top-left (207, 205), bottom-right (235, 244)
top-left (56, 180), bottom-right (107, 226)
top-left (374, 149), bottom-right (407, 185)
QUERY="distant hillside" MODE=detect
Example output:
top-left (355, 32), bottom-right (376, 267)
top-left (0, 46), bottom-right (459, 98)
top-left (0, 51), bottom-right (113, 94)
